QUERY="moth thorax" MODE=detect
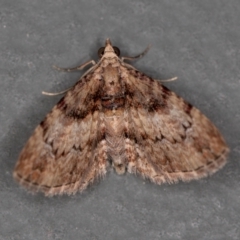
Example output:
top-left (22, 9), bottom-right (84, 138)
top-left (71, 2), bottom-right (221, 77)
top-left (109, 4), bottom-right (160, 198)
top-left (102, 65), bottom-right (122, 95)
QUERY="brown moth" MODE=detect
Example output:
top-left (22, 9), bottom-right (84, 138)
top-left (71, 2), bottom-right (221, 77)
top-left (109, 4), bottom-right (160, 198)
top-left (13, 39), bottom-right (229, 196)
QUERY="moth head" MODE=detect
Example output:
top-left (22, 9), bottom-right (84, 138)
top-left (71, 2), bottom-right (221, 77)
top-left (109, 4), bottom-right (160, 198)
top-left (98, 38), bottom-right (121, 58)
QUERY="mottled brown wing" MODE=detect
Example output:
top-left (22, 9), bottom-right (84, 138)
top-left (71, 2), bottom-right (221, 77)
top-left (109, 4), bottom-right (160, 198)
top-left (124, 68), bottom-right (229, 184)
top-left (14, 72), bottom-right (108, 196)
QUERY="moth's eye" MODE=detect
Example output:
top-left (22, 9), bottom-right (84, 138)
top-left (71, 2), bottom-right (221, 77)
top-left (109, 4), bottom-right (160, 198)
top-left (113, 46), bottom-right (120, 56)
top-left (98, 47), bottom-right (105, 58)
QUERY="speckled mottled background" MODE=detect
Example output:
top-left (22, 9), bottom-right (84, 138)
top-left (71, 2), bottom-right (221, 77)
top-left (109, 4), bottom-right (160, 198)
top-left (1, 1), bottom-right (240, 240)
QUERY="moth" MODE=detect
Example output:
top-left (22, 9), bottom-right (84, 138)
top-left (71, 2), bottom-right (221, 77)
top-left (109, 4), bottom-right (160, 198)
top-left (13, 39), bottom-right (229, 196)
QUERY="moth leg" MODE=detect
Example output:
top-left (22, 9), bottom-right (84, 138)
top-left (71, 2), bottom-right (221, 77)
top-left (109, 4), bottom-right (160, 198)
top-left (42, 87), bottom-right (73, 96)
top-left (121, 45), bottom-right (151, 61)
top-left (43, 60), bottom-right (98, 96)
top-left (157, 77), bottom-right (178, 82)
top-left (53, 60), bottom-right (96, 72)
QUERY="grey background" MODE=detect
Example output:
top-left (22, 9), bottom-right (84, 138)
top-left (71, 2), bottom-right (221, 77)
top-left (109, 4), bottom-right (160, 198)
top-left (0, 1), bottom-right (239, 240)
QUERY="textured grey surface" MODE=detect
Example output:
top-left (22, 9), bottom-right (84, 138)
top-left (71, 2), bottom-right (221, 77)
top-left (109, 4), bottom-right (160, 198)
top-left (0, 1), bottom-right (239, 240)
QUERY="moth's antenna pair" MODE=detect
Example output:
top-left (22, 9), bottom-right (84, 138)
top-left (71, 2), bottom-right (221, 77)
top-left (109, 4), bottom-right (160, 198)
top-left (42, 45), bottom-right (177, 96)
